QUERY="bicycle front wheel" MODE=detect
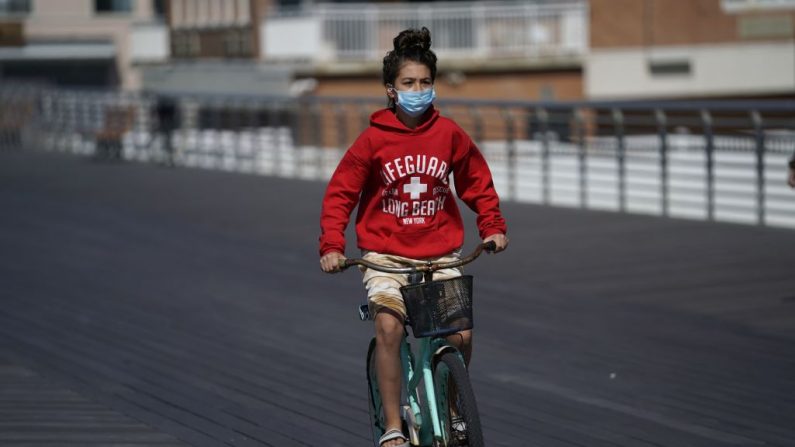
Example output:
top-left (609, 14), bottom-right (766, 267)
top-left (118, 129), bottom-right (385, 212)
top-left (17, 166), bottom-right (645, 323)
top-left (432, 351), bottom-right (484, 447)
top-left (366, 338), bottom-right (386, 446)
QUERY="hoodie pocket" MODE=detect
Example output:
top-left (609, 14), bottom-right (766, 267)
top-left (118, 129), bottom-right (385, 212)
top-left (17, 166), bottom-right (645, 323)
top-left (388, 224), bottom-right (450, 255)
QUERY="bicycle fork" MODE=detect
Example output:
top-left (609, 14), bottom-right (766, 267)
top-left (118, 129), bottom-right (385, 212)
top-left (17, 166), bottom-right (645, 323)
top-left (404, 337), bottom-right (455, 446)
top-left (401, 340), bottom-right (423, 445)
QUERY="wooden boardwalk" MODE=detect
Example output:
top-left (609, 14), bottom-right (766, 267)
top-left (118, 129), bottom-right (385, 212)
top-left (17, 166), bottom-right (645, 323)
top-left (1, 150), bottom-right (794, 446)
top-left (0, 351), bottom-right (185, 446)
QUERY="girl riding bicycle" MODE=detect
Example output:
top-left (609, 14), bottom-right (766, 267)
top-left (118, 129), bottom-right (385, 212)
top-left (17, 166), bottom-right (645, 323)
top-left (319, 27), bottom-right (508, 447)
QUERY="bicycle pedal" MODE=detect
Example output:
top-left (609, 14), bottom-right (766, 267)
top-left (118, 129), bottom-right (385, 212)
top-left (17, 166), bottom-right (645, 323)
top-left (401, 405), bottom-right (420, 446)
top-left (358, 304), bottom-right (370, 321)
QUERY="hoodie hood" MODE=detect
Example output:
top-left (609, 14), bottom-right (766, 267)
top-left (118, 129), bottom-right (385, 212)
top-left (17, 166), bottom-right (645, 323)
top-left (370, 106), bottom-right (440, 135)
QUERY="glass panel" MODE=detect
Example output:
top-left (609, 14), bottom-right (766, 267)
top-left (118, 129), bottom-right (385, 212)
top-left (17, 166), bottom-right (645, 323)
top-left (95, 0), bottom-right (132, 13)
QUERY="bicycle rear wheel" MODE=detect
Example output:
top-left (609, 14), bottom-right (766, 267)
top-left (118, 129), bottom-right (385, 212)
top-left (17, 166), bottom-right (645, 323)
top-left (432, 351), bottom-right (484, 447)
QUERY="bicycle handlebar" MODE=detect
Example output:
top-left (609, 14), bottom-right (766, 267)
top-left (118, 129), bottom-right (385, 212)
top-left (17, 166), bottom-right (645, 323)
top-left (339, 241), bottom-right (497, 274)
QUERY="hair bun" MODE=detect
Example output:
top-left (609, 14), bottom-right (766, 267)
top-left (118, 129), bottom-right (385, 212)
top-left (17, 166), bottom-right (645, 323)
top-left (393, 27), bottom-right (431, 52)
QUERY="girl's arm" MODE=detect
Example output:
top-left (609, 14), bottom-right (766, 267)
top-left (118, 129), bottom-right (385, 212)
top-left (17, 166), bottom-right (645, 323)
top-left (319, 141), bottom-right (371, 259)
top-left (788, 158), bottom-right (795, 188)
top-left (452, 136), bottom-right (508, 244)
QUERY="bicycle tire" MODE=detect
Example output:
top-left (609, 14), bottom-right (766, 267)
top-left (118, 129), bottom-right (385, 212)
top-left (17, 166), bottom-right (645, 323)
top-left (432, 351), bottom-right (484, 447)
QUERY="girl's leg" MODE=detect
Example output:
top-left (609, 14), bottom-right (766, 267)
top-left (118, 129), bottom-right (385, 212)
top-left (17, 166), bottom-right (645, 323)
top-left (445, 329), bottom-right (473, 365)
top-left (374, 309), bottom-right (407, 447)
top-left (444, 329), bottom-right (473, 421)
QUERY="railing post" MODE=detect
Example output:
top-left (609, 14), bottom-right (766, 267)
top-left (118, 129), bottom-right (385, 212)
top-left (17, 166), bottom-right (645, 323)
top-left (68, 92), bottom-right (78, 153)
top-left (176, 96), bottom-right (189, 167)
top-left (63, 92), bottom-right (72, 153)
top-left (246, 100), bottom-right (258, 173)
top-left (335, 100), bottom-right (349, 178)
top-left (231, 99), bottom-right (242, 171)
top-left (655, 109), bottom-right (669, 217)
top-left (336, 100), bottom-right (348, 151)
top-left (751, 110), bottom-right (766, 225)
top-left (292, 98), bottom-right (306, 173)
top-left (502, 107), bottom-right (517, 201)
top-left (701, 110), bottom-right (715, 221)
top-left (575, 107), bottom-right (587, 209)
top-left (312, 99), bottom-right (323, 179)
top-left (536, 106), bottom-right (550, 205)
top-left (360, 101), bottom-right (371, 134)
top-left (80, 94), bottom-right (91, 154)
top-left (612, 108), bottom-right (626, 212)
top-left (213, 99), bottom-right (223, 169)
top-left (470, 107), bottom-right (484, 148)
top-left (269, 102), bottom-right (282, 176)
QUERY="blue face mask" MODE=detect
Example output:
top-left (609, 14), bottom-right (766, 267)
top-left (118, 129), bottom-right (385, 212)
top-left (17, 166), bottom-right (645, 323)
top-left (396, 88), bottom-right (436, 117)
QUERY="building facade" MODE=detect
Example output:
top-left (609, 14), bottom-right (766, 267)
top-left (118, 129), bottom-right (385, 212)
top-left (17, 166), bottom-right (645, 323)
top-left (0, 0), bottom-right (167, 89)
top-left (261, 0), bottom-right (587, 101)
top-left (3, 0), bottom-right (794, 101)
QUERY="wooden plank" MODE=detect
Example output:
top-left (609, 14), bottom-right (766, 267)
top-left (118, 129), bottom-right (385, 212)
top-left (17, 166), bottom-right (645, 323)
top-left (0, 357), bottom-right (184, 447)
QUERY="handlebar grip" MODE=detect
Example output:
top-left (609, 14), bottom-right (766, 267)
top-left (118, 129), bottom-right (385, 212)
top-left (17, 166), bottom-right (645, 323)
top-left (483, 240), bottom-right (498, 253)
top-left (338, 258), bottom-right (350, 270)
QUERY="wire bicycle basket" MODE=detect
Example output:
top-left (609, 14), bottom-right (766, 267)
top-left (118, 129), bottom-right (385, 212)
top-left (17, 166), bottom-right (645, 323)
top-left (401, 275), bottom-right (474, 338)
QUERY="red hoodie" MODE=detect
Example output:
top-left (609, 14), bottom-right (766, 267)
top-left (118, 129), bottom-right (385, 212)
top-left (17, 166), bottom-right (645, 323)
top-left (319, 106), bottom-right (507, 259)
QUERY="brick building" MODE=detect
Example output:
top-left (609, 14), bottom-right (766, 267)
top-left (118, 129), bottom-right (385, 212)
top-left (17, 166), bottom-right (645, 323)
top-left (587, 0), bottom-right (795, 100)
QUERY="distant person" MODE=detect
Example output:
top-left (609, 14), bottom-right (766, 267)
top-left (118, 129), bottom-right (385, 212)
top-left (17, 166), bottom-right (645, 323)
top-left (789, 156), bottom-right (795, 188)
top-left (318, 27), bottom-right (507, 447)
top-left (154, 95), bottom-right (179, 167)
top-left (94, 104), bottom-right (134, 161)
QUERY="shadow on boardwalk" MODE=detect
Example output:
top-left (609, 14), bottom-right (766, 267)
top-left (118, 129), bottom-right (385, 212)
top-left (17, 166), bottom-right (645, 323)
top-left (1, 150), bottom-right (794, 447)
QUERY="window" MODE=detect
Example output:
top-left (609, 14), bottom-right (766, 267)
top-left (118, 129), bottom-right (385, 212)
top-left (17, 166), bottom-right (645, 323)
top-left (0, 0), bottom-right (31, 15)
top-left (95, 0), bottom-right (132, 13)
top-left (739, 16), bottom-right (793, 38)
top-left (648, 60), bottom-right (692, 77)
top-left (153, 0), bottom-right (165, 17)
top-left (0, 22), bottom-right (24, 45)
top-left (722, 0), bottom-right (795, 13)
top-left (224, 29), bottom-right (253, 57)
top-left (172, 31), bottom-right (200, 58)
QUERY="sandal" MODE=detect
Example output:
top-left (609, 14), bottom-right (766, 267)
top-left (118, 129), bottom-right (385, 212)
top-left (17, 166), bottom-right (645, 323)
top-left (450, 416), bottom-right (468, 444)
top-left (379, 428), bottom-right (409, 447)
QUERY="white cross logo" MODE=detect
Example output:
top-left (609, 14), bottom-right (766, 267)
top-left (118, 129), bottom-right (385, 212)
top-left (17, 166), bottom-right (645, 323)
top-left (403, 176), bottom-right (427, 200)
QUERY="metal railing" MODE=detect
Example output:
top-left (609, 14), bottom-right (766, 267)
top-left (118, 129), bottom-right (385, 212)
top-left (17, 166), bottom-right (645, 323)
top-left (264, 0), bottom-right (587, 62)
top-left (2, 84), bottom-right (794, 229)
top-left (722, 0), bottom-right (795, 12)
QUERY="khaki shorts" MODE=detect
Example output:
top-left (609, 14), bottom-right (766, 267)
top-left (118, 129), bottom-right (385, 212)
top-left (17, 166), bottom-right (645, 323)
top-left (361, 250), bottom-right (462, 320)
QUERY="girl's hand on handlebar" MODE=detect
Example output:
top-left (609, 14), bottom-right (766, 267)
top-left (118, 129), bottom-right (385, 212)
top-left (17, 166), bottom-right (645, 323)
top-left (484, 233), bottom-right (508, 253)
top-left (320, 251), bottom-right (346, 273)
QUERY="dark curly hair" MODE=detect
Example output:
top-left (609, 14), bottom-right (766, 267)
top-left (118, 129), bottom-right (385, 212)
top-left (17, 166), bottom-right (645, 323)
top-left (382, 27), bottom-right (438, 108)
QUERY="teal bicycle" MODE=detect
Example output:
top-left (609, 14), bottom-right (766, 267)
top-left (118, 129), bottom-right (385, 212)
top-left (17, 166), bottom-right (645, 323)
top-left (340, 242), bottom-right (494, 447)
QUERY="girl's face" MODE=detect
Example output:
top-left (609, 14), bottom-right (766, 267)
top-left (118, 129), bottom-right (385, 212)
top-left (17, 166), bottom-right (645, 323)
top-left (388, 60), bottom-right (432, 99)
